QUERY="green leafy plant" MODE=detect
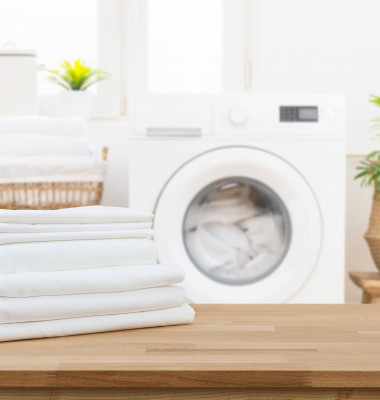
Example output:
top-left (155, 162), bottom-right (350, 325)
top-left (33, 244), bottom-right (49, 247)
top-left (47, 58), bottom-right (110, 91)
top-left (369, 94), bottom-right (380, 138)
top-left (355, 95), bottom-right (380, 193)
top-left (355, 150), bottom-right (380, 193)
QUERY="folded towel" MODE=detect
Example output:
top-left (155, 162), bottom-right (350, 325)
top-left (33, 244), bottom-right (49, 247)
top-left (0, 206), bottom-right (153, 224)
top-left (0, 229), bottom-right (154, 245)
top-left (0, 221), bottom-right (152, 233)
top-left (0, 264), bottom-right (184, 297)
top-left (0, 238), bottom-right (156, 274)
top-left (0, 135), bottom-right (92, 157)
top-left (0, 155), bottom-right (105, 183)
top-left (0, 304), bottom-right (195, 342)
top-left (0, 116), bottom-right (86, 136)
top-left (0, 286), bottom-right (187, 323)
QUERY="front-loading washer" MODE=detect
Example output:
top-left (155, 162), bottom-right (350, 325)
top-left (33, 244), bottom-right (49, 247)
top-left (129, 94), bottom-right (345, 303)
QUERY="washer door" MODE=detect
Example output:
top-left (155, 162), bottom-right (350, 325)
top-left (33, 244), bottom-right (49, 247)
top-left (154, 146), bottom-right (322, 303)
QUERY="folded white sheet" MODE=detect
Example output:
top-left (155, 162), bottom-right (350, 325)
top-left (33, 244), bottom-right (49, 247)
top-left (0, 156), bottom-right (105, 183)
top-left (0, 238), bottom-right (156, 274)
top-left (0, 264), bottom-right (184, 297)
top-left (0, 286), bottom-right (187, 323)
top-left (0, 206), bottom-right (153, 224)
top-left (0, 135), bottom-right (92, 157)
top-left (0, 116), bottom-right (86, 136)
top-left (0, 229), bottom-right (154, 245)
top-left (0, 304), bottom-right (195, 342)
top-left (0, 221), bottom-right (152, 233)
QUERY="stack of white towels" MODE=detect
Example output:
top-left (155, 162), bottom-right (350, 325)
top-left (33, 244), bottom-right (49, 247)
top-left (0, 206), bottom-right (194, 342)
top-left (0, 116), bottom-right (105, 185)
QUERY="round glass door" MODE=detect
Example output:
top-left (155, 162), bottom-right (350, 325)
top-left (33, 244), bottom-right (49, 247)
top-left (154, 145), bottom-right (321, 303)
top-left (183, 177), bottom-right (291, 285)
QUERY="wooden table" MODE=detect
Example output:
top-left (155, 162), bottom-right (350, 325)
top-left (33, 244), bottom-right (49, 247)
top-left (2, 304), bottom-right (380, 399)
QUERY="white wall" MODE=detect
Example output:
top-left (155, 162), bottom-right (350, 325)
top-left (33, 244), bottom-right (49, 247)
top-left (253, 0), bottom-right (380, 302)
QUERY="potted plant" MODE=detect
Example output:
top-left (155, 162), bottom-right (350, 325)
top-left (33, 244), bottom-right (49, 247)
top-left (47, 59), bottom-right (110, 120)
top-left (355, 95), bottom-right (380, 270)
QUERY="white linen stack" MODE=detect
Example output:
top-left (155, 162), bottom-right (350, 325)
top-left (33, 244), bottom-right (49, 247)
top-left (0, 206), bottom-right (195, 342)
top-left (0, 116), bottom-right (105, 183)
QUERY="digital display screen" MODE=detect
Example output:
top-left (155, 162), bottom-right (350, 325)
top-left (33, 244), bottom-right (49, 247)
top-left (298, 107), bottom-right (318, 121)
top-left (280, 106), bottom-right (318, 122)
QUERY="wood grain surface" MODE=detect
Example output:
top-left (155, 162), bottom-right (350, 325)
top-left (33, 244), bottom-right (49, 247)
top-left (1, 388), bottom-right (380, 400)
top-left (1, 304), bottom-right (380, 389)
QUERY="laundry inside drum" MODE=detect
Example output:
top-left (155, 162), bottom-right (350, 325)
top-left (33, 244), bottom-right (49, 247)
top-left (183, 177), bottom-right (291, 285)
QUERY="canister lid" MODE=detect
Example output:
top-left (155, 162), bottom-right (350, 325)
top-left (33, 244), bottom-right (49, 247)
top-left (0, 49), bottom-right (35, 56)
top-left (0, 43), bottom-right (35, 56)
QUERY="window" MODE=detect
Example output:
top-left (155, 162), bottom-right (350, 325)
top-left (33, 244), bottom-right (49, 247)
top-left (0, 0), bottom-right (250, 117)
top-left (147, 0), bottom-right (224, 93)
top-left (0, 0), bottom-right (120, 117)
top-left (0, 0), bottom-right (97, 95)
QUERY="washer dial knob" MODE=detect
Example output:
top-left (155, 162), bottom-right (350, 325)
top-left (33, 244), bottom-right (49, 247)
top-left (229, 107), bottom-right (249, 126)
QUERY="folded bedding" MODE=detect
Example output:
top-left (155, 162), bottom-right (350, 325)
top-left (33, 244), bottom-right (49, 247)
top-left (0, 206), bottom-right (153, 224)
top-left (0, 304), bottom-right (195, 342)
top-left (0, 135), bottom-right (92, 157)
top-left (0, 221), bottom-right (152, 233)
top-left (0, 238), bottom-right (156, 274)
top-left (0, 116), bottom-right (86, 136)
top-left (0, 229), bottom-right (154, 244)
top-left (0, 264), bottom-right (184, 297)
top-left (0, 286), bottom-right (187, 323)
top-left (0, 205), bottom-right (195, 342)
top-left (0, 155), bottom-right (105, 183)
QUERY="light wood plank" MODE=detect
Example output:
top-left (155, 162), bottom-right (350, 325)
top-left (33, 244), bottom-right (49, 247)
top-left (1, 305), bottom-right (380, 388)
top-left (2, 388), bottom-right (380, 400)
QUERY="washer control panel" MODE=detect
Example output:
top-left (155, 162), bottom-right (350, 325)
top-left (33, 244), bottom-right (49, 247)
top-left (280, 106), bottom-right (318, 122)
top-left (133, 94), bottom-right (344, 138)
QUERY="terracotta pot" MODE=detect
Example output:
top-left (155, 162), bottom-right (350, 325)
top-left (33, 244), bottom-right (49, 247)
top-left (364, 190), bottom-right (380, 271)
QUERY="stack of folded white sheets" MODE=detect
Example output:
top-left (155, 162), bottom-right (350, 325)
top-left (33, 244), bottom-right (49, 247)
top-left (0, 206), bottom-right (195, 342)
top-left (0, 116), bottom-right (105, 183)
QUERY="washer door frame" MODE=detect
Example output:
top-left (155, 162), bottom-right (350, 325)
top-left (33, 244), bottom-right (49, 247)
top-left (154, 146), bottom-right (322, 303)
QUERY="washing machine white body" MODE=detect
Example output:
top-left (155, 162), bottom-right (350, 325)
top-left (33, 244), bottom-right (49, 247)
top-left (129, 94), bottom-right (345, 304)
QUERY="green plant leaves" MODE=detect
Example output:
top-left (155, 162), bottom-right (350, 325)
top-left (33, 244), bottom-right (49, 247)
top-left (355, 150), bottom-right (380, 191)
top-left (355, 97), bottom-right (380, 193)
top-left (46, 58), bottom-right (110, 91)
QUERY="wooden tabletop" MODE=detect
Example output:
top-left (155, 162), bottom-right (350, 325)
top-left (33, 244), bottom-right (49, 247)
top-left (2, 304), bottom-right (380, 389)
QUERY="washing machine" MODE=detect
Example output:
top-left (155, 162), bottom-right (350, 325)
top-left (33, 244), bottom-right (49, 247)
top-left (129, 94), bottom-right (345, 304)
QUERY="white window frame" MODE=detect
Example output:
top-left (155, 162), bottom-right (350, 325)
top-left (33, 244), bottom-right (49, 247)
top-left (121, 0), bottom-right (148, 115)
top-left (224, 0), bottom-right (260, 92)
top-left (38, 0), bottom-right (259, 118)
top-left (92, 0), bottom-right (121, 118)
top-left (121, 0), bottom-right (255, 116)
top-left (40, 0), bottom-right (121, 118)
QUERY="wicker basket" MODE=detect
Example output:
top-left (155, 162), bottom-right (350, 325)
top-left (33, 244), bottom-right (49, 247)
top-left (0, 147), bottom-right (108, 210)
top-left (365, 188), bottom-right (380, 271)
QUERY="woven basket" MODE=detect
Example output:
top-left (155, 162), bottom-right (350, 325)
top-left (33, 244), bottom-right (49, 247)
top-left (0, 147), bottom-right (108, 210)
top-left (365, 188), bottom-right (380, 271)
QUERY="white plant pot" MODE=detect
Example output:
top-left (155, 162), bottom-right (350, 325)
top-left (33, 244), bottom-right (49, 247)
top-left (60, 91), bottom-right (93, 120)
